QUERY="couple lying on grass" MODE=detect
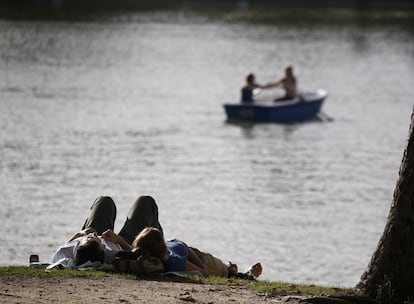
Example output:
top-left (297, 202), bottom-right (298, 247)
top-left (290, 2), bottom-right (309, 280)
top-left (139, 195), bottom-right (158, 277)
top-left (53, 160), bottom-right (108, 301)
top-left (50, 196), bottom-right (262, 279)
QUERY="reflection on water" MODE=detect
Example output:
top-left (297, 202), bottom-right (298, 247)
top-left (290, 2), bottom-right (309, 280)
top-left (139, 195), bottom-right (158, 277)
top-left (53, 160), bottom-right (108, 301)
top-left (0, 6), bottom-right (413, 287)
top-left (225, 119), bottom-right (315, 139)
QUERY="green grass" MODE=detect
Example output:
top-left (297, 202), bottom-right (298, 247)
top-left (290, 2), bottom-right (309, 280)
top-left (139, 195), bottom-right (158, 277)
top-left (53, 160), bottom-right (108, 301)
top-left (0, 266), bottom-right (354, 298)
top-left (205, 275), bottom-right (354, 297)
top-left (0, 266), bottom-right (135, 280)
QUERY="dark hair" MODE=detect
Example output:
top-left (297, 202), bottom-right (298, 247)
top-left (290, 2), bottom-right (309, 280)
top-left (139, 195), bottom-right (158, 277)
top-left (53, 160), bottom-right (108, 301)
top-left (246, 73), bottom-right (255, 84)
top-left (75, 239), bottom-right (105, 266)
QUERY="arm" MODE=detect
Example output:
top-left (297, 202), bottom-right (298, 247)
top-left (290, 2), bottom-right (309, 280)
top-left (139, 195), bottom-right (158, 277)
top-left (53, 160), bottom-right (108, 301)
top-left (174, 241), bottom-right (205, 270)
top-left (174, 241), bottom-right (206, 275)
top-left (262, 78), bottom-right (283, 89)
top-left (185, 260), bottom-right (206, 276)
top-left (262, 82), bottom-right (279, 89)
top-left (101, 229), bottom-right (132, 251)
top-left (187, 247), bottom-right (205, 270)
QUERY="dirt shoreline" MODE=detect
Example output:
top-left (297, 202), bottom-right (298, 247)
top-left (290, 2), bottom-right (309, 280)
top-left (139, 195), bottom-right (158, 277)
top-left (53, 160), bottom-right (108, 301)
top-left (1, 275), bottom-right (308, 303)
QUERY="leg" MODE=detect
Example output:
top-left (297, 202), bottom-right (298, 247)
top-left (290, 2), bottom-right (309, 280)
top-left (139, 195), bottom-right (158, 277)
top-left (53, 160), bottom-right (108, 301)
top-left (118, 195), bottom-right (163, 245)
top-left (197, 250), bottom-right (228, 277)
top-left (82, 196), bottom-right (117, 235)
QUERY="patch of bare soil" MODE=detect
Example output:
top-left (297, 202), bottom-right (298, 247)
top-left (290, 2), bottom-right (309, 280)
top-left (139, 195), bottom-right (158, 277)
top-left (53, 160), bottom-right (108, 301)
top-left (0, 276), bottom-right (306, 303)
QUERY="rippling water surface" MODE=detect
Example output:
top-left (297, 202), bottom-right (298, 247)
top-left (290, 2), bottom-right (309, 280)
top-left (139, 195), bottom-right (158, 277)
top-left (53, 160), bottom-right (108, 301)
top-left (1, 9), bottom-right (413, 287)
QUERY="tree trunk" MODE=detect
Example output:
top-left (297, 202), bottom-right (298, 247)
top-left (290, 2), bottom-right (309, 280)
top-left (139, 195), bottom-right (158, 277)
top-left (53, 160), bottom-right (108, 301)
top-left (356, 107), bottom-right (414, 301)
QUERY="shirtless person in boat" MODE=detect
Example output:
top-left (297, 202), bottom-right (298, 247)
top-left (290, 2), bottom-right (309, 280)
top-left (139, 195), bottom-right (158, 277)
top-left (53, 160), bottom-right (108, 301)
top-left (266, 65), bottom-right (298, 102)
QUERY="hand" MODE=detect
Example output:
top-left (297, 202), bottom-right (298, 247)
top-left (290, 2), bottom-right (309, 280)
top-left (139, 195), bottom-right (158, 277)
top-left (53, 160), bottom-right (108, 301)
top-left (81, 228), bottom-right (97, 236)
top-left (68, 227), bottom-right (97, 242)
top-left (101, 229), bottom-right (119, 243)
top-left (101, 229), bottom-right (131, 251)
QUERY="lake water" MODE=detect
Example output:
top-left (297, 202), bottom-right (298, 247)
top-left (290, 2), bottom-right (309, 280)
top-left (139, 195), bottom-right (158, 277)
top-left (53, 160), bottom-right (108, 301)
top-left (1, 7), bottom-right (413, 287)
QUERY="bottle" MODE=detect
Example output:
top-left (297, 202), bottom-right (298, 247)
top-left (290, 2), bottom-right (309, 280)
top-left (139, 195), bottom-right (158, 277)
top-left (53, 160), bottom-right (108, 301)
top-left (29, 254), bottom-right (39, 264)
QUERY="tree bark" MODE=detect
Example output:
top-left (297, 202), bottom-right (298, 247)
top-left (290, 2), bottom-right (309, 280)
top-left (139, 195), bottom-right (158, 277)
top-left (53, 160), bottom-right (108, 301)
top-left (356, 107), bottom-right (414, 300)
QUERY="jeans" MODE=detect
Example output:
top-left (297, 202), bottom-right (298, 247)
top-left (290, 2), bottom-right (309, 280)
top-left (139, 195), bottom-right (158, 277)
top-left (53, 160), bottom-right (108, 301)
top-left (82, 195), bottom-right (163, 245)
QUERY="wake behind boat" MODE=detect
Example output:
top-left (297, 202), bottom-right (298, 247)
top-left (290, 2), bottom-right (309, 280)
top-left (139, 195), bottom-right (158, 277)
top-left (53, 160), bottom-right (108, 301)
top-left (223, 89), bottom-right (328, 123)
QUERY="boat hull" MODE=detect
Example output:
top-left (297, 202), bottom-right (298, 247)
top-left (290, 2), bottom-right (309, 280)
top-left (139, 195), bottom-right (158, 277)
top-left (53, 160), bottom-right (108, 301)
top-left (224, 90), bottom-right (327, 123)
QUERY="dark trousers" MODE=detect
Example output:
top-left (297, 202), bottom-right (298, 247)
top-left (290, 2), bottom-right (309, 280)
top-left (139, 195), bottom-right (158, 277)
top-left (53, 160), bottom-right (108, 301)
top-left (82, 195), bottom-right (163, 245)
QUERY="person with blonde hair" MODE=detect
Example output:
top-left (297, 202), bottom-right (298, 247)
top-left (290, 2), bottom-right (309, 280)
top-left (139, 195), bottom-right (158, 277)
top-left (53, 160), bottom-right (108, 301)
top-left (266, 65), bottom-right (298, 101)
top-left (133, 227), bottom-right (263, 279)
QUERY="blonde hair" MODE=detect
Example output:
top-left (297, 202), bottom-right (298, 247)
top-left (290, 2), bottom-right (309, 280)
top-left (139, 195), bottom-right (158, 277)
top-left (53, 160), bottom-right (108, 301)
top-left (132, 227), bottom-right (166, 258)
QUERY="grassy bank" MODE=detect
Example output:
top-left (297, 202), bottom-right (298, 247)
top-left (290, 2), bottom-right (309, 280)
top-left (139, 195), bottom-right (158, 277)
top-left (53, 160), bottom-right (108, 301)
top-left (0, 266), bottom-right (354, 298)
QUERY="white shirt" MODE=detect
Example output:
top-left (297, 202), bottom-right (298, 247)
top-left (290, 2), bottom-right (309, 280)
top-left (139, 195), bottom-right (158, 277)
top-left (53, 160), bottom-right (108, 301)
top-left (50, 236), bottom-right (122, 265)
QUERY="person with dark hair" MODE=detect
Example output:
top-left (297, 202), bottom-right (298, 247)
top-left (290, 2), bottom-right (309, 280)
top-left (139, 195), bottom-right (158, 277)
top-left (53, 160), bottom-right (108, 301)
top-left (75, 233), bottom-right (105, 266)
top-left (49, 195), bottom-right (163, 268)
top-left (240, 73), bottom-right (263, 103)
top-left (240, 73), bottom-right (278, 103)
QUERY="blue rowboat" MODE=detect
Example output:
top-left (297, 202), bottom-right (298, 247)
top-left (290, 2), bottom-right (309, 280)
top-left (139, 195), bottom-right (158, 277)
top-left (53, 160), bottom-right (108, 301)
top-left (223, 89), bottom-right (328, 123)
